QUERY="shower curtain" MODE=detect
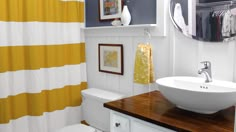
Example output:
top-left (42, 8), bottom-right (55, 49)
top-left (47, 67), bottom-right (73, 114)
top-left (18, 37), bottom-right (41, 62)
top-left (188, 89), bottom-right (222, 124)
top-left (0, 0), bottom-right (86, 132)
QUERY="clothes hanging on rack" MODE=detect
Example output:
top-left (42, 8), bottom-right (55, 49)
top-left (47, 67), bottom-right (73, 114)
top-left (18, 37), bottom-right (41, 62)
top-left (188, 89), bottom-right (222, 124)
top-left (196, 10), bottom-right (212, 40)
top-left (196, 5), bottom-right (236, 41)
top-left (209, 11), bottom-right (223, 41)
top-left (230, 9), bottom-right (236, 35)
top-left (222, 10), bottom-right (231, 38)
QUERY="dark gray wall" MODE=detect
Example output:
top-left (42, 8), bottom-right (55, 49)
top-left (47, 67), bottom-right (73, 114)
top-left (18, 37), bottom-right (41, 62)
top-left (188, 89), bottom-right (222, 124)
top-left (85, 0), bottom-right (156, 27)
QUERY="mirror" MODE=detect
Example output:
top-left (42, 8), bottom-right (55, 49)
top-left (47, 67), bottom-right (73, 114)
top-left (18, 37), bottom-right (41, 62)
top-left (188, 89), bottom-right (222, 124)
top-left (170, 0), bottom-right (236, 42)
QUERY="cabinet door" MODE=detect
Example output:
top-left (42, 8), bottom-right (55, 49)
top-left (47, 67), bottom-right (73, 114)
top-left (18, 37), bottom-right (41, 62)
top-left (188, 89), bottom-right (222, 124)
top-left (111, 113), bottom-right (130, 132)
top-left (132, 120), bottom-right (176, 132)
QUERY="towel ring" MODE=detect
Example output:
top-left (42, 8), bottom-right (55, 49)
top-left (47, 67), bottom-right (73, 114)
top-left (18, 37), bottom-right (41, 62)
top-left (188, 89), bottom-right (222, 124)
top-left (144, 28), bottom-right (151, 44)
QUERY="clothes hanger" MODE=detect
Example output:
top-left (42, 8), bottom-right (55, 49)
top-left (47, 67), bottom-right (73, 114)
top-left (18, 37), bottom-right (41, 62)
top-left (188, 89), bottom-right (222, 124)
top-left (230, 2), bottom-right (236, 15)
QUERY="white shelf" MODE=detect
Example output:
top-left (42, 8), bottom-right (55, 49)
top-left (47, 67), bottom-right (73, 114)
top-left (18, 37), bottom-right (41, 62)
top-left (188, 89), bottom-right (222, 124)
top-left (83, 24), bottom-right (160, 37)
top-left (83, 24), bottom-right (157, 30)
top-left (84, 0), bottom-right (167, 37)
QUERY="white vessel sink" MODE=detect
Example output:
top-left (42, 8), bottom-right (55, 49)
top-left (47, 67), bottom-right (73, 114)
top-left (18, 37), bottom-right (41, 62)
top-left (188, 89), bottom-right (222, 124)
top-left (156, 76), bottom-right (236, 114)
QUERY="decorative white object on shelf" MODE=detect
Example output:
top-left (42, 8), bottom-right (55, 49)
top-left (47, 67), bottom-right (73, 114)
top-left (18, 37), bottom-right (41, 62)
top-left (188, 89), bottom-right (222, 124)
top-left (111, 19), bottom-right (122, 26)
top-left (121, 5), bottom-right (131, 26)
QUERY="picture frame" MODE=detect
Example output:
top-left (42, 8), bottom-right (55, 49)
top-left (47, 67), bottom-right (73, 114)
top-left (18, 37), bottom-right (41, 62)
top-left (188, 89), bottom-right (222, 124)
top-left (99, 0), bottom-right (123, 20)
top-left (98, 44), bottom-right (124, 75)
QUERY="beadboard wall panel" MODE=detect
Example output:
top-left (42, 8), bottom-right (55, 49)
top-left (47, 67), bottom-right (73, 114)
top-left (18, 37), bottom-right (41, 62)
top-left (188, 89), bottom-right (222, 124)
top-left (197, 41), bottom-right (235, 81)
top-left (85, 35), bottom-right (170, 96)
top-left (172, 29), bottom-right (199, 77)
top-left (118, 37), bottom-right (135, 96)
top-left (85, 19), bottom-right (236, 96)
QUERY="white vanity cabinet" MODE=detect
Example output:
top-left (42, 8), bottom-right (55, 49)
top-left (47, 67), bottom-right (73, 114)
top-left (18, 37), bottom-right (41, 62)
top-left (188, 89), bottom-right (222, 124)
top-left (110, 111), bottom-right (176, 132)
top-left (105, 91), bottom-right (235, 132)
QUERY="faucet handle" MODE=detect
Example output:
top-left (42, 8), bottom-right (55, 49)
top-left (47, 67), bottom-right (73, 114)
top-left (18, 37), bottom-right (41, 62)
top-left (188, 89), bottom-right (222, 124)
top-left (200, 61), bottom-right (211, 68)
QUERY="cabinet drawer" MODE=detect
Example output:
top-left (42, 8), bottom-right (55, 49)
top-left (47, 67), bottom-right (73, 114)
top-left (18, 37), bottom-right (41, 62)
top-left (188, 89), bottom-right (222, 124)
top-left (111, 113), bottom-right (130, 132)
top-left (132, 120), bottom-right (176, 132)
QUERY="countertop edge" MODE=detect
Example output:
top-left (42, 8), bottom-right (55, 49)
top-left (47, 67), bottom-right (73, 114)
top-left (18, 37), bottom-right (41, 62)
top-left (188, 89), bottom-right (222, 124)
top-left (104, 91), bottom-right (235, 132)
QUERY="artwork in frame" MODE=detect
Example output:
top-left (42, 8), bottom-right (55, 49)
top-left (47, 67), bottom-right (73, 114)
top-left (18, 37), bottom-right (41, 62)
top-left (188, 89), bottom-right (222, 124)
top-left (98, 44), bottom-right (124, 75)
top-left (99, 0), bottom-right (123, 20)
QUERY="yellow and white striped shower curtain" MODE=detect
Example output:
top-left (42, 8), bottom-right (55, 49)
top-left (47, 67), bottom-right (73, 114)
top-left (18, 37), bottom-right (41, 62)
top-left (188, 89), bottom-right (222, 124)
top-left (0, 0), bottom-right (86, 132)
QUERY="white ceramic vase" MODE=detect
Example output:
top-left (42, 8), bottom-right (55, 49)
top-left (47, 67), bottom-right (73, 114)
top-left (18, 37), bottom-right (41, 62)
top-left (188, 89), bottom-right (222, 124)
top-left (121, 5), bottom-right (131, 26)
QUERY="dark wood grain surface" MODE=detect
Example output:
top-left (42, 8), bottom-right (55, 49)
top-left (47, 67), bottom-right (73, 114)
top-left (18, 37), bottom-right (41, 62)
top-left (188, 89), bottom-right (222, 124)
top-left (104, 91), bottom-right (235, 132)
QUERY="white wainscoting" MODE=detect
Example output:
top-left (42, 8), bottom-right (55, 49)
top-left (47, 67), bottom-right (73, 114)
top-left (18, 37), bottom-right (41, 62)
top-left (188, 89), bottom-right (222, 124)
top-left (85, 19), bottom-right (236, 97)
top-left (85, 35), bottom-right (170, 96)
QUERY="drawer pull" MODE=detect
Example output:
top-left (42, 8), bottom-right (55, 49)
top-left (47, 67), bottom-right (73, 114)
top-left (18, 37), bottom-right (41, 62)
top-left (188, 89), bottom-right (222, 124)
top-left (115, 123), bottom-right (121, 127)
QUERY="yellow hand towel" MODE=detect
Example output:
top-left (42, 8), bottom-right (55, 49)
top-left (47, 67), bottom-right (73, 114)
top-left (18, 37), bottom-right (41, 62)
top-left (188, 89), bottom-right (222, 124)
top-left (134, 43), bottom-right (155, 84)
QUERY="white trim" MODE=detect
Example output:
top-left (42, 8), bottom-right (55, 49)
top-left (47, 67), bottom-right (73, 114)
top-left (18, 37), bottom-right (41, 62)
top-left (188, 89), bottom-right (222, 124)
top-left (84, 24), bottom-right (157, 30)
top-left (188, 0), bottom-right (196, 36)
top-left (84, 24), bottom-right (159, 37)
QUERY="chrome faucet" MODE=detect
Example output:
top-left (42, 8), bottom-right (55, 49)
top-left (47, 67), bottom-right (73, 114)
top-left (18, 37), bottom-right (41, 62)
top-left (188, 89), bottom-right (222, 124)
top-left (198, 61), bottom-right (212, 83)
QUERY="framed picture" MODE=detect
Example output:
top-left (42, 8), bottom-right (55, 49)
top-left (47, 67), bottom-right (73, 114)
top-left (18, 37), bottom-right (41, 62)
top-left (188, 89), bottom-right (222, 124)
top-left (99, 0), bottom-right (123, 20)
top-left (98, 44), bottom-right (124, 75)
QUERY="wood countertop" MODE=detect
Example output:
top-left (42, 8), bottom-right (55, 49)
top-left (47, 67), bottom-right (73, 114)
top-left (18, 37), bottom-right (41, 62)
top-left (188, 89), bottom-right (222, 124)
top-left (104, 91), bottom-right (235, 132)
